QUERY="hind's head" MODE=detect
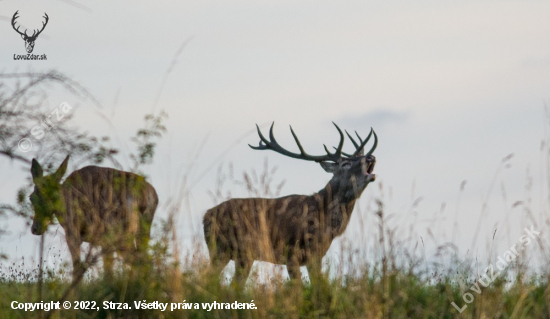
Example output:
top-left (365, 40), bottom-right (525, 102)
top-left (29, 155), bottom-right (69, 235)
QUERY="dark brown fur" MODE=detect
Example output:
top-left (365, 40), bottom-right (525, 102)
top-left (30, 157), bottom-right (158, 277)
top-left (60, 166), bottom-right (158, 274)
top-left (203, 156), bottom-right (376, 283)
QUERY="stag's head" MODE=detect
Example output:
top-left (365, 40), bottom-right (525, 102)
top-left (11, 11), bottom-right (49, 53)
top-left (29, 156), bottom-right (69, 235)
top-left (249, 122), bottom-right (377, 201)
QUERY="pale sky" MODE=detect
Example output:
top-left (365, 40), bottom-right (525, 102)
top-left (1, 0), bottom-right (550, 276)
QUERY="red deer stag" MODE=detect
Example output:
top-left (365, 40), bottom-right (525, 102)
top-left (29, 155), bottom-right (158, 278)
top-left (203, 122), bottom-right (377, 285)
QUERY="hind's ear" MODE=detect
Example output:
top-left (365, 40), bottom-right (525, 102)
top-left (53, 155), bottom-right (70, 182)
top-left (31, 158), bottom-right (43, 179)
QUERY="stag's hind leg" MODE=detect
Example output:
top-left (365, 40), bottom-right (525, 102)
top-left (136, 196), bottom-right (156, 257)
top-left (102, 251), bottom-right (114, 279)
top-left (204, 212), bottom-right (233, 283)
top-left (134, 211), bottom-right (154, 265)
top-left (287, 250), bottom-right (304, 284)
top-left (204, 224), bottom-right (231, 282)
top-left (287, 261), bottom-right (302, 282)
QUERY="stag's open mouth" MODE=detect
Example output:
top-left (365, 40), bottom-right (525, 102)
top-left (367, 165), bottom-right (374, 174)
top-left (366, 161), bottom-right (375, 175)
top-left (363, 160), bottom-right (376, 182)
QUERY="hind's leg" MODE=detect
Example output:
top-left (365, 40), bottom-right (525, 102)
top-left (66, 235), bottom-right (84, 281)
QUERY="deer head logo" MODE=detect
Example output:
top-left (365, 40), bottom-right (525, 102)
top-left (11, 11), bottom-right (49, 53)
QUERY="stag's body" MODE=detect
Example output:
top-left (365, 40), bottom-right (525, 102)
top-left (204, 183), bottom-right (359, 280)
top-left (30, 157), bottom-right (158, 278)
top-left (204, 122), bottom-right (377, 284)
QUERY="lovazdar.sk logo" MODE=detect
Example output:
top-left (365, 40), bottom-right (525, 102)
top-left (11, 11), bottom-right (48, 60)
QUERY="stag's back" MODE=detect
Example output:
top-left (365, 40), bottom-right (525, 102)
top-left (203, 195), bottom-right (327, 263)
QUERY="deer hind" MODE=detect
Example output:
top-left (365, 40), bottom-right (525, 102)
top-left (11, 11), bottom-right (49, 53)
top-left (29, 156), bottom-right (158, 279)
top-left (203, 122), bottom-right (377, 285)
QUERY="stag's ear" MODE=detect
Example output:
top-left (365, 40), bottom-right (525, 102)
top-left (21, 34), bottom-right (25, 40)
top-left (53, 155), bottom-right (70, 182)
top-left (320, 161), bottom-right (337, 173)
top-left (31, 159), bottom-right (43, 179)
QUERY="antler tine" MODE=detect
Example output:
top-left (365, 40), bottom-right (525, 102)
top-left (354, 128), bottom-right (373, 155)
top-left (334, 127), bottom-right (377, 157)
top-left (11, 10), bottom-right (18, 25)
top-left (248, 123), bottom-right (270, 149)
top-left (355, 131), bottom-right (362, 143)
top-left (345, 130), bottom-right (360, 150)
top-left (11, 10), bottom-right (19, 25)
top-left (11, 11), bottom-right (26, 36)
top-left (365, 130), bottom-right (378, 156)
top-left (323, 144), bottom-right (332, 156)
top-left (332, 122), bottom-right (345, 158)
top-left (34, 13), bottom-right (49, 37)
top-left (332, 146), bottom-right (354, 157)
top-left (249, 122), bottom-right (344, 162)
top-left (289, 125), bottom-right (308, 156)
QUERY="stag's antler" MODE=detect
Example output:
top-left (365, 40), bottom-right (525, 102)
top-left (11, 11), bottom-right (49, 38)
top-left (249, 122), bottom-right (345, 162)
top-left (32, 13), bottom-right (49, 38)
top-left (334, 128), bottom-right (378, 157)
top-left (11, 11), bottom-right (25, 37)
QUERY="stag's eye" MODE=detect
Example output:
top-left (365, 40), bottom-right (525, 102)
top-left (341, 162), bottom-right (351, 169)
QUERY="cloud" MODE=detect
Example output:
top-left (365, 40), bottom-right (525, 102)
top-left (336, 109), bottom-right (410, 130)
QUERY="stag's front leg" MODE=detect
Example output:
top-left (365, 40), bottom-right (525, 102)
top-left (287, 253), bottom-right (303, 283)
top-left (232, 255), bottom-right (252, 288)
top-left (306, 257), bottom-right (322, 285)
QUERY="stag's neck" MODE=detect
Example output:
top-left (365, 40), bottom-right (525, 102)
top-left (313, 179), bottom-right (357, 237)
top-left (317, 178), bottom-right (357, 206)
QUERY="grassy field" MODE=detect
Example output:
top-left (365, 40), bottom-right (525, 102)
top-left (1, 203), bottom-right (549, 319)
top-left (1, 265), bottom-right (548, 319)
